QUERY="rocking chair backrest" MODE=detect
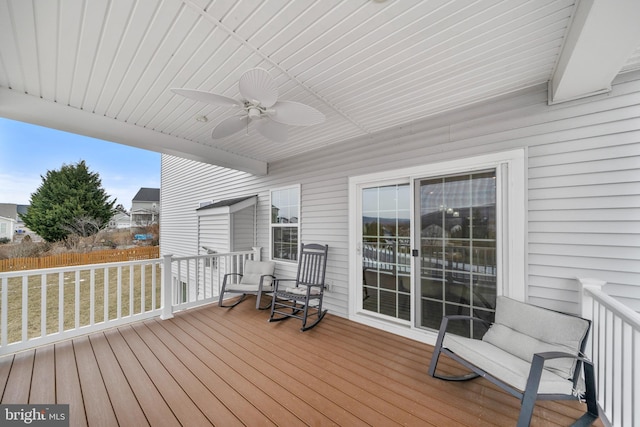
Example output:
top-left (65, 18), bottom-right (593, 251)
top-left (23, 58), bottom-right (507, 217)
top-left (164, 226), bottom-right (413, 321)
top-left (296, 243), bottom-right (328, 287)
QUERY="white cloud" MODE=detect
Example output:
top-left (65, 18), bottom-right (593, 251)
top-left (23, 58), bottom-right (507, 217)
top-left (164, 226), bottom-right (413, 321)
top-left (0, 173), bottom-right (41, 204)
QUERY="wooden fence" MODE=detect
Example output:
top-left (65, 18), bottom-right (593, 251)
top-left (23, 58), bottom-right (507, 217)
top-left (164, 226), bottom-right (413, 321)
top-left (0, 246), bottom-right (160, 272)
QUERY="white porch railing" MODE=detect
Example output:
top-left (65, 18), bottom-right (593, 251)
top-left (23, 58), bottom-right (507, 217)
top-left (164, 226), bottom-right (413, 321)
top-left (0, 248), bottom-right (261, 356)
top-left (579, 278), bottom-right (640, 427)
top-left (162, 248), bottom-right (260, 317)
top-left (0, 258), bottom-right (163, 355)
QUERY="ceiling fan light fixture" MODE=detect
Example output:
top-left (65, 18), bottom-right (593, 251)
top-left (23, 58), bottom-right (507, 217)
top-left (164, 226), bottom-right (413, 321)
top-left (247, 107), bottom-right (261, 119)
top-left (172, 68), bottom-right (325, 142)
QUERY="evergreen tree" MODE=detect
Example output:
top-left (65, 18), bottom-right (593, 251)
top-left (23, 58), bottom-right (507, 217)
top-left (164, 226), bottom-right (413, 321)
top-left (21, 161), bottom-right (116, 242)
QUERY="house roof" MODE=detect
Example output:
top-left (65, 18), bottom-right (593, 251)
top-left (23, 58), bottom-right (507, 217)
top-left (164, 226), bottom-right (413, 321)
top-left (1, 1), bottom-right (639, 175)
top-left (196, 195), bottom-right (257, 214)
top-left (132, 188), bottom-right (160, 203)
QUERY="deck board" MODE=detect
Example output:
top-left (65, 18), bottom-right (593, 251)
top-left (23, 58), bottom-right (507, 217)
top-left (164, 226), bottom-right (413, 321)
top-left (3, 350), bottom-right (33, 404)
top-left (30, 345), bottom-right (55, 403)
top-left (55, 340), bottom-right (87, 427)
top-left (89, 333), bottom-right (149, 426)
top-left (102, 328), bottom-right (180, 427)
top-left (73, 336), bottom-right (119, 426)
top-left (0, 297), bottom-right (603, 426)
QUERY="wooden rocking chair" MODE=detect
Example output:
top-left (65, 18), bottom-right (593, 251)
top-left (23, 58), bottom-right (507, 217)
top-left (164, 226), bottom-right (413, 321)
top-left (268, 243), bottom-right (329, 331)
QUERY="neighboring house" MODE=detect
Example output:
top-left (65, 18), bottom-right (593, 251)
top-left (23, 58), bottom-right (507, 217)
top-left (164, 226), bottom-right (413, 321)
top-left (108, 211), bottom-right (131, 230)
top-left (0, 204), bottom-right (38, 242)
top-left (0, 216), bottom-right (16, 241)
top-left (130, 188), bottom-right (160, 228)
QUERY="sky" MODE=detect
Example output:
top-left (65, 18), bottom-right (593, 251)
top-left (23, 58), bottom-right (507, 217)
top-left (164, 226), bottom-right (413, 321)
top-left (0, 118), bottom-right (160, 210)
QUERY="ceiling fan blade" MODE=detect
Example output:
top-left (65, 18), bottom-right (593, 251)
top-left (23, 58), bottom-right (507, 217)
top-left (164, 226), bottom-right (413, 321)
top-left (238, 68), bottom-right (278, 107)
top-left (212, 116), bottom-right (250, 139)
top-left (171, 88), bottom-right (240, 107)
top-left (270, 101), bottom-right (325, 126)
top-left (256, 118), bottom-right (288, 143)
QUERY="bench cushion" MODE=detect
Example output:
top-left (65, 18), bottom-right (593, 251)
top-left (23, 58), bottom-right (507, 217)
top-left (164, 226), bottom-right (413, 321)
top-left (444, 334), bottom-right (575, 395)
top-left (482, 296), bottom-right (589, 379)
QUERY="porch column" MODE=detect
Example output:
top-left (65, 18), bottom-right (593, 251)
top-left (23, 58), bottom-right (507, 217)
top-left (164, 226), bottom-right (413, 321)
top-left (252, 247), bottom-right (262, 261)
top-left (161, 254), bottom-right (174, 320)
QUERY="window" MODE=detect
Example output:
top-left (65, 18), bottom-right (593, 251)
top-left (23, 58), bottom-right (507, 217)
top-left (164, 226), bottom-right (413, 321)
top-left (270, 186), bottom-right (300, 261)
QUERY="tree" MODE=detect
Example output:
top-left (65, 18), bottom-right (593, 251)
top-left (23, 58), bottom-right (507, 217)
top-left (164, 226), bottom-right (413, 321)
top-left (21, 161), bottom-right (116, 242)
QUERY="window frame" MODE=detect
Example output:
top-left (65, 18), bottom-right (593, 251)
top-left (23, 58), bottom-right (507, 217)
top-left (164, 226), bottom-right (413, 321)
top-left (269, 184), bottom-right (301, 263)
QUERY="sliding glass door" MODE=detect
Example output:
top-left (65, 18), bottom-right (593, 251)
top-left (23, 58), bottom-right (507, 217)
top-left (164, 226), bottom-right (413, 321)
top-left (357, 170), bottom-right (499, 336)
top-left (361, 184), bottom-right (411, 321)
top-left (417, 170), bottom-right (497, 338)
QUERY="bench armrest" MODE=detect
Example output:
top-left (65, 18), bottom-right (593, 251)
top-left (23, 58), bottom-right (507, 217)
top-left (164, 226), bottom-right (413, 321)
top-left (533, 351), bottom-right (591, 364)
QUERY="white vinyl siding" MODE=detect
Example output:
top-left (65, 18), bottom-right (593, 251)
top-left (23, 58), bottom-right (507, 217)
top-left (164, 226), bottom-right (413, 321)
top-left (232, 207), bottom-right (256, 252)
top-left (198, 215), bottom-right (230, 255)
top-left (161, 70), bottom-right (640, 325)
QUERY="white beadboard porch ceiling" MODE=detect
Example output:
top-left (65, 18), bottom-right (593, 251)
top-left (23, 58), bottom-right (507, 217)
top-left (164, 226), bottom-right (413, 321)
top-left (1, 0), bottom-right (640, 175)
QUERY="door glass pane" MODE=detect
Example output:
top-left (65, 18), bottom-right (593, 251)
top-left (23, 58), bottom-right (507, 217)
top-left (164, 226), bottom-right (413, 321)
top-left (362, 184), bottom-right (410, 321)
top-left (418, 171), bottom-right (497, 338)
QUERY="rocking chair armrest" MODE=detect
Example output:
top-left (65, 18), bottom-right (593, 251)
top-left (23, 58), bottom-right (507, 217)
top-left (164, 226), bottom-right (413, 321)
top-left (299, 283), bottom-right (324, 289)
top-left (273, 278), bottom-right (296, 291)
top-left (222, 272), bottom-right (242, 285)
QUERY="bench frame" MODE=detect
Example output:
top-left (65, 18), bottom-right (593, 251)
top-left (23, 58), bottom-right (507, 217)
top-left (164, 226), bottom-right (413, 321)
top-left (428, 313), bottom-right (599, 427)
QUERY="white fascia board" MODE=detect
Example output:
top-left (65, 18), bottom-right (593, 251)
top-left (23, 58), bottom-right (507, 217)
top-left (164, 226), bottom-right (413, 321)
top-left (0, 88), bottom-right (267, 176)
top-left (550, 0), bottom-right (640, 104)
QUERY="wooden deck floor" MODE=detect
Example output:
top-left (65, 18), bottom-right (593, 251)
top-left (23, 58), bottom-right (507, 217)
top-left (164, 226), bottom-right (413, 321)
top-left (0, 297), bottom-right (600, 426)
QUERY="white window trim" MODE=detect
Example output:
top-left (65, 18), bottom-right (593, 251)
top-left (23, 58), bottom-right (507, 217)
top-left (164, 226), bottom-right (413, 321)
top-left (269, 184), bottom-right (301, 263)
top-left (348, 149), bottom-right (526, 344)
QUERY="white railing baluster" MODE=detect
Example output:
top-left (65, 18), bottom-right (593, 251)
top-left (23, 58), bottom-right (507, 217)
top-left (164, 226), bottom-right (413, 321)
top-left (89, 269), bottom-right (95, 326)
top-left (129, 265), bottom-right (134, 317)
top-left (117, 266), bottom-right (122, 319)
top-left (104, 268), bottom-right (109, 322)
top-left (141, 264), bottom-right (146, 313)
top-left (41, 274), bottom-right (47, 338)
top-left (58, 272), bottom-right (64, 333)
top-left (1, 277), bottom-right (7, 346)
top-left (151, 262), bottom-right (157, 311)
top-left (74, 270), bottom-right (80, 330)
top-left (21, 276), bottom-right (28, 342)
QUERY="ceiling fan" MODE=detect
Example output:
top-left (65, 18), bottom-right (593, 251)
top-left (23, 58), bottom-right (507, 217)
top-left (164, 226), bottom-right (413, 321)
top-left (171, 68), bottom-right (325, 142)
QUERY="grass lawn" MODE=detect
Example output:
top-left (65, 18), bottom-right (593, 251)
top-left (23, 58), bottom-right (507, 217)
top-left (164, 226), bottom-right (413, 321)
top-left (1, 264), bottom-right (162, 344)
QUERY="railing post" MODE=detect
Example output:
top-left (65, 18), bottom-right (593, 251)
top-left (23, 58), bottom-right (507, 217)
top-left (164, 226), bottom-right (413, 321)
top-left (161, 254), bottom-right (174, 320)
top-left (577, 277), bottom-right (606, 321)
top-left (577, 277), bottom-right (606, 363)
top-left (252, 247), bottom-right (262, 261)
